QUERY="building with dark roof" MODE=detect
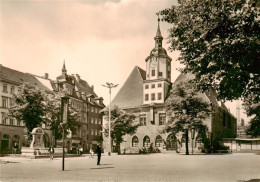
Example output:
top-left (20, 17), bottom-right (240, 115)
top-left (104, 20), bottom-right (236, 154)
top-left (0, 63), bottom-right (105, 154)
top-left (0, 64), bottom-right (52, 154)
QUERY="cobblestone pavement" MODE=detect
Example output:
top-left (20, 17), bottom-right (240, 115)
top-left (0, 152), bottom-right (260, 182)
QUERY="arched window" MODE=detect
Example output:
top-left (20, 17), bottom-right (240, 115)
top-left (195, 136), bottom-right (203, 148)
top-left (155, 135), bottom-right (163, 147)
top-left (132, 136), bottom-right (139, 147)
top-left (143, 136), bottom-right (150, 147)
top-left (2, 134), bottom-right (10, 149)
top-left (166, 134), bottom-right (177, 150)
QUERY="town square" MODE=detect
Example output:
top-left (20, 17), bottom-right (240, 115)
top-left (0, 0), bottom-right (260, 181)
top-left (1, 152), bottom-right (260, 182)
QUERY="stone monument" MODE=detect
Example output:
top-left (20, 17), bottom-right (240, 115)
top-left (21, 127), bottom-right (48, 156)
top-left (30, 127), bottom-right (45, 148)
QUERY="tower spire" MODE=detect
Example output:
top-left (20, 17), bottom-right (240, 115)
top-left (154, 16), bottom-right (163, 48)
top-left (62, 60), bottom-right (67, 74)
top-left (156, 16), bottom-right (162, 38)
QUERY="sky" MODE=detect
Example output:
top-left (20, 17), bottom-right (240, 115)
top-left (0, 0), bottom-right (249, 123)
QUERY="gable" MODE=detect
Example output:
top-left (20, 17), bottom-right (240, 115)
top-left (111, 66), bottom-right (145, 108)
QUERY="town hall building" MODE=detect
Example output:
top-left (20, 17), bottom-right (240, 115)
top-left (105, 20), bottom-right (237, 154)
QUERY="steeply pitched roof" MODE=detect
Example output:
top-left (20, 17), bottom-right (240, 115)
top-left (171, 72), bottom-right (228, 109)
top-left (74, 77), bottom-right (97, 97)
top-left (0, 65), bottom-right (51, 92)
top-left (111, 66), bottom-right (145, 108)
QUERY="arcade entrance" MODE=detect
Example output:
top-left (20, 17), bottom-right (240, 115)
top-left (166, 134), bottom-right (177, 150)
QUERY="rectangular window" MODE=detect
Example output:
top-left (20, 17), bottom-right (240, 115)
top-left (151, 84), bottom-right (155, 88)
top-left (158, 93), bottom-right (162, 100)
top-left (3, 84), bottom-right (8, 93)
top-left (159, 72), bottom-right (163, 77)
top-left (10, 99), bottom-right (14, 107)
top-left (145, 85), bottom-right (149, 89)
top-left (145, 94), bottom-right (149, 101)
top-left (168, 71), bottom-right (171, 79)
top-left (11, 86), bottom-right (15, 94)
top-left (152, 70), bottom-right (155, 76)
top-left (2, 97), bottom-right (8, 108)
top-left (91, 118), bottom-right (93, 124)
top-left (139, 114), bottom-right (146, 126)
top-left (99, 119), bottom-right (102, 125)
top-left (91, 129), bottom-right (93, 135)
top-left (151, 93), bottom-right (155, 101)
top-left (17, 120), bottom-right (20, 126)
top-left (1, 113), bottom-right (7, 125)
top-left (158, 83), bottom-right (162, 88)
top-left (159, 113), bottom-right (166, 125)
top-left (10, 118), bottom-right (14, 125)
top-left (95, 130), bottom-right (97, 136)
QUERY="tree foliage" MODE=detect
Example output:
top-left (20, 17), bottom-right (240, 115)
top-left (160, 0), bottom-right (260, 101)
top-left (9, 83), bottom-right (47, 135)
top-left (9, 83), bottom-right (80, 145)
top-left (165, 80), bottom-right (211, 154)
top-left (44, 92), bottom-right (81, 146)
top-left (104, 106), bottom-right (138, 154)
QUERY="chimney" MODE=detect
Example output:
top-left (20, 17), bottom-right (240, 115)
top-left (91, 85), bottom-right (94, 90)
top-left (44, 73), bottom-right (49, 79)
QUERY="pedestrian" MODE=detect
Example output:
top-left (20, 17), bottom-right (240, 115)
top-left (79, 147), bottom-right (83, 155)
top-left (13, 142), bottom-right (18, 155)
top-left (89, 148), bottom-right (94, 158)
top-left (96, 144), bottom-right (101, 165)
top-left (48, 146), bottom-right (55, 160)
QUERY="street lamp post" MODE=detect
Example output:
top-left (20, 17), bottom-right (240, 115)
top-left (61, 96), bottom-right (69, 171)
top-left (102, 82), bottom-right (118, 156)
top-left (191, 128), bottom-right (195, 154)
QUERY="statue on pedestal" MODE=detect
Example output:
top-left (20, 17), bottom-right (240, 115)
top-left (30, 127), bottom-right (45, 148)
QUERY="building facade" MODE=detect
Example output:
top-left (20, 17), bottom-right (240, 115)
top-left (104, 21), bottom-right (237, 154)
top-left (54, 63), bottom-right (105, 152)
top-left (0, 64), bottom-right (52, 154)
top-left (0, 63), bottom-right (104, 154)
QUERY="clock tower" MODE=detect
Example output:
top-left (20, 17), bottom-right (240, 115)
top-left (143, 18), bottom-right (172, 105)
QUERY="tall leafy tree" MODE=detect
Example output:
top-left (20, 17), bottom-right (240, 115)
top-left (45, 92), bottom-right (81, 147)
top-left (9, 83), bottom-right (80, 146)
top-left (160, 0), bottom-right (260, 101)
top-left (166, 80), bottom-right (211, 155)
top-left (104, 106), bottom-right (138, 154)
top-left (9, 83), bottom-right (48, 136)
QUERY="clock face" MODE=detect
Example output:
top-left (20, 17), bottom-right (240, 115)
top-left (150, 56), bottom-right (157, 68)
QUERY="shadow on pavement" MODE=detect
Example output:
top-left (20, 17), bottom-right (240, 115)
top-left (99, 164), bottom-right (113, 165)
top-left (90, 167), bottom-right (114, 170)
top-left (0, 161), bottom-right (19, 164)
top-left (237, 179), bottom-right (260, 182)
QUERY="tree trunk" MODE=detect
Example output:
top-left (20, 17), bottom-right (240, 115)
top-left (116, 142), bottom-right (121, 154)
top-left (185, 130), bottom-right (189, 155)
